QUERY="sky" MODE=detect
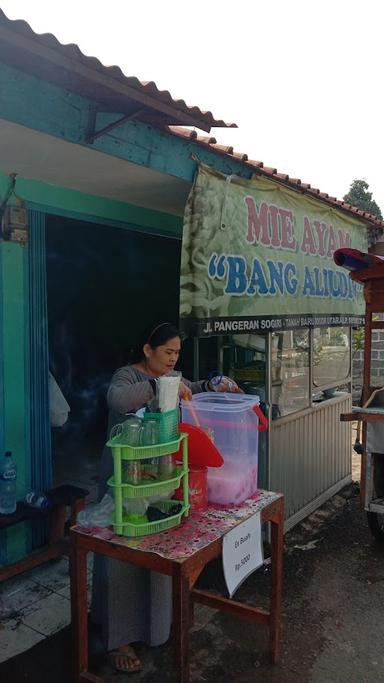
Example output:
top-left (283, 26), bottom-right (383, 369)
top-left (1, 0), bottom-right (384, 212)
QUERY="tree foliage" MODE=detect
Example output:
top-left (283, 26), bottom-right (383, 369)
top-left (343, 179), bottom-right (383, 220)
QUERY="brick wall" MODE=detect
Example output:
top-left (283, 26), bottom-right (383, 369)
top-left (352, 329), bottom-right (384, 402)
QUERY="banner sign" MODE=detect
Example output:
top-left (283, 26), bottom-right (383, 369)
top-left (180, 165), bottom-right (368, 336)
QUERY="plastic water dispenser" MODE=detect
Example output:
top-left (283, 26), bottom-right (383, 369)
top-left (181, 393), bottom-right (267, 505)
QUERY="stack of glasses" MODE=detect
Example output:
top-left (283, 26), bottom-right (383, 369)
top-left (107, 409), bottom-right (189, 537)
top-left (111, 416), bottom-right (175, 484)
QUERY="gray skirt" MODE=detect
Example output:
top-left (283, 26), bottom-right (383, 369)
top-left (91, 445), bottom-right (172, 651)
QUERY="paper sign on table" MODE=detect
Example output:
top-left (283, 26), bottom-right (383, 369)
top-left (222, 512), bottom-right (263, 598)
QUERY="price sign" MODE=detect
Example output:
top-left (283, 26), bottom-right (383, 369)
top-left (222, 512), bottom-right (263, 598)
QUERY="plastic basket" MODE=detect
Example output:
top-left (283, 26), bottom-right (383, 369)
top-left (143, 408), bottom-right (179, 443)
top-left (107, 435), bottom-right (182, 461)
top-left (108, 466), bottom-right (184, 499)
top-left (110, 432), bottom-right (189, 537)
top-left (113, 500), bottom-right (189, 537)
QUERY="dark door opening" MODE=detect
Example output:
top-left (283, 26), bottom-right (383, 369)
top-left (45, 214), bottom-right (181, 495)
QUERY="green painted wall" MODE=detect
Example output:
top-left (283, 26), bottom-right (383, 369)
top-left (0, 173), bottom-right (182, 237)
top-left (0, 241), bottom-right (28, 562)
top-left (0, 62), bottom-right (252, 184)
top-left (1, 243), bottom-right (27, 485)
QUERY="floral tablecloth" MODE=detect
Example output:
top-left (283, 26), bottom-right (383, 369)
top-left (74, 489), bottom-right (282, 561)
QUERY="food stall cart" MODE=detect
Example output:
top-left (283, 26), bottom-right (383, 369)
top-left (339, 254), bottom-right (384, 540)
top-left (180, 164), bottom-right (371, 528)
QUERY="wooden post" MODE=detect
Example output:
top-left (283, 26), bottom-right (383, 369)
top-left (269, 501), bottom-right (284, 663)
top-left (49, 504), bottom-right (67, 544)
top-left (172, 563), bottom-right (191, 683)
top-left (70, 531), bottom-right (89, 683)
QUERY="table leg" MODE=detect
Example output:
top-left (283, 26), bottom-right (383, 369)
top-left (172, 563), bottom-right (190, 683)
top-left (71, 498), bottom-right (85, 526)
top-left (269, 504), bottom-right (284, 663)
top-left (49, 503), bottom-right (67, 544)
top-left (70, 533), bottom-right (89, 682)
top-left (361, 422), bottom-right (367, 510)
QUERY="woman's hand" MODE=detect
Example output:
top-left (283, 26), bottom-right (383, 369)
top-left (209, 376), bottom-right (243, 393)
top-left (179, 382), bottom-right (192, 400)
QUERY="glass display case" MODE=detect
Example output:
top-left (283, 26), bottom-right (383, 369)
top-left (231, 334), bottom-right (266, 400)
top-left (313, 326), bottom-right (351, 391)
top-left (270, 326), bottom-right (351, 418)
top-left (271, 330), bottom-right (310, 417)
top-left (193, 327), bottom-right (352, 494)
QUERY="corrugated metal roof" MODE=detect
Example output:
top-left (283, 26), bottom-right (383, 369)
top-left (0, 10), bottom-right (382, 232)
top-left (167, 126), bottom-right (384, 230)
top-left (0, 9), bottom-right (236, 133)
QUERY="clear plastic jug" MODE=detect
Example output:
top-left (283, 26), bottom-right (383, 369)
top-left (181, 393), bottom-right (267, 505)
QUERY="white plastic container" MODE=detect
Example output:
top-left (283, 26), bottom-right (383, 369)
top-left (181, 393), bottom-right (261, 505)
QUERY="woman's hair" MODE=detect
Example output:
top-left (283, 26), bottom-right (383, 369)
top-left (146, 322), bottom-right (181, 347)
top-left (129, 322), bottom-right (181, 362)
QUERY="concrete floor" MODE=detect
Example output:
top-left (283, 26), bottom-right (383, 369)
top-left (0, 428), bottom-right (98, 666)
top-left (3, 479), bottom-right (382, 683)
top-left (91, 482), bottom-right (384, 683)
top-left (1, 424), bottom-right (374, 682)
top-left (0, 554), bottom-right (93, 664)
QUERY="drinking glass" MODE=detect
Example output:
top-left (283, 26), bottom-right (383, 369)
top-left (109, 423), bottom-right (123, 441)
top-left (158, 455), bottom-right (176, 480)
top-left (123, 460), bottom-right (142, 484)
top-left (140, 419), bottom-right (160, 446)
top-left (121, 417), bottom-right (142, 446)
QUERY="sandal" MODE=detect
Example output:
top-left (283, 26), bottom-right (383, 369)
top-left (109, 644), bottom-right (142, 673)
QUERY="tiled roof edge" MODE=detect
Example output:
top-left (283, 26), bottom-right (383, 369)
top-left (167, 126), bottom-right (384, 229)
top-left (0, 9), bottom-right (236, 130)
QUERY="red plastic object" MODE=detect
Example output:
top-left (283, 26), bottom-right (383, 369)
top-left (174, 465), bottom-right (208, 512)
top-left (177, 423), bottom-right (224, 467)
top-left (253, 405), bottom-right (269, 432)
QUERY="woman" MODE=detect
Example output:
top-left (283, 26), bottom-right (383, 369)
top-left (92, 322), bottom-right (239, 673)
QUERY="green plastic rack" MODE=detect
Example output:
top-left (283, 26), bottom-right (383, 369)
top-left (114, 499), bottom-right (189, 538)
top-left (106, 436), bottom-right (182, 461)
top-left (108, 465), bottom-right (184, 499)
top-left (109, 431), bottom-right (189, 537)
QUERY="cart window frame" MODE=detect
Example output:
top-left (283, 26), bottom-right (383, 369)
top-left (270, 327), bottom-right (352, 419)
top-left (270, 329), bottom-right (311, 418)
top-left (312, 326), bottom-right (351, 391)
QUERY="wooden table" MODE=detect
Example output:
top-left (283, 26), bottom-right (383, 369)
top-left (70, 489), bottom-right (284, 683)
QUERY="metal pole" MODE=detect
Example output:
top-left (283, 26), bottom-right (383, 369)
top-left (193, 337), bottom-right (199, 382)
top-left (266, 332), bottom-right (272, 492)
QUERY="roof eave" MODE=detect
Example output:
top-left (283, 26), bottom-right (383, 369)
top-left (0, 12), bottom-right (237, 133)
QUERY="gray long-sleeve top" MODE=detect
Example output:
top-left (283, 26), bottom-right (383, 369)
top-left (107, 364), bottom-right (205, 424)
top-left (99, 365), bottom-right (206, 493)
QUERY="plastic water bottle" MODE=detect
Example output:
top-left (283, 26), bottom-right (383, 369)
top-left (0, 451), bottom-right (17, 515)
top-left (25, 491), bottom-right (52, 510)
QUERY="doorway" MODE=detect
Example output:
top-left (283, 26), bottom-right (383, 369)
top-left (45, 214), bottom-right (181, 496)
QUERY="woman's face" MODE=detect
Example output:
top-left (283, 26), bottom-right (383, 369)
top-left (143, 336), bottom-right (181, 377)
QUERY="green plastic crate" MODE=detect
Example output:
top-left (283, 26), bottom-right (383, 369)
top-left (107, 466), bottom-right (184, 499)
top-left (143, 408), bottom-right (179, 443)
top-left (113, 500), bottom-right (189, 537)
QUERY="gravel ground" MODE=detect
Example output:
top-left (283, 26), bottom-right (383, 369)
top-left (4, 451), bottom-right (384, 683)
top-left (91, 477), bottom-right (384, 683)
